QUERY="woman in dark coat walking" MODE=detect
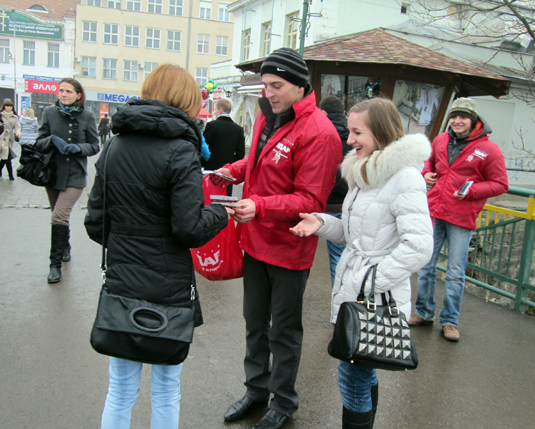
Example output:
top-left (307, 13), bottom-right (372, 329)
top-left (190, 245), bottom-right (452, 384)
top-left (98, 113), bottom-right (110, 145)
top-left (35, 78), bottom-right (100, 283)
top-left (85, 64), bottom-right (231, 428)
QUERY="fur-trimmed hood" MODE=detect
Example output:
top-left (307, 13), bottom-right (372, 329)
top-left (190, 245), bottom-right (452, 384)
top-left (341, 133), bottom-right (431, 191)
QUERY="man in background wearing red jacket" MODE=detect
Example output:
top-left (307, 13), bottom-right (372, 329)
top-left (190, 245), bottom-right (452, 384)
top-left (214, 48), bottom-right (341, 429)
top-left (409, 98), bottom-right (508, 342)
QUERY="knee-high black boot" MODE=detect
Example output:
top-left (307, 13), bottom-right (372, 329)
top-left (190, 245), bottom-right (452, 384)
top-left (371, 384), bottom-right (379, 428)
top-left (6, 158), bottom-right (14, 180)
top-left (0, 159), bottom-right (5, 177)
top-left (48, 224), bottom-right (69, 283)
top-left (62, 226), bottom-right (71, 262)
top-left (342, 407), bottom-right (373, 429)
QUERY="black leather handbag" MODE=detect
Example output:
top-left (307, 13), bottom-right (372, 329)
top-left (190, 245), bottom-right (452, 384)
top-left (328, 265), bottom-right (418, 371)
top-left (16, 144), bottom-right (57, 187)
top-left (90, 139), bottom-right (196, 365)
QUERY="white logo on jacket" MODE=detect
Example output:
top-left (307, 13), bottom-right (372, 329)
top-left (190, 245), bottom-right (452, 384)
top-left (272, 141), bottom-right (292, 164)
top-left (473, 149), bottom-right (488, 160)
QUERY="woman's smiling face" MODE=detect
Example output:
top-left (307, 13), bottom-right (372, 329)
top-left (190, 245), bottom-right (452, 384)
top-left (347, 112), bottom-right (378, 159)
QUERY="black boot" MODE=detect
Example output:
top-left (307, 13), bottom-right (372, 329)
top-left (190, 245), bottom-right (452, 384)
top-left (6, 159), bottom-right (14, 180)
top-left (48, 224), bottom-right (69, 283)
top-left (342, 407), bottom-right (373, 429)
top-left (371, 384), bottom-right (379, 428)
top-left (62, 226), bottom-right (71, 262)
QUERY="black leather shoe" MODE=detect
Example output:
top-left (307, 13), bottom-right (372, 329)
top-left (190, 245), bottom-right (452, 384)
top-left (253, 410), bottom-right (290, 429)
top-left (224, 396), bottom-right (268, 422)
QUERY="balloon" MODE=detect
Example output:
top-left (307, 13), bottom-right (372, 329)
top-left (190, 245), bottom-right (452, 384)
top-left (202, 90), bottom-right (209, 100)
top-left (204, 79), bottom-right (217, 93)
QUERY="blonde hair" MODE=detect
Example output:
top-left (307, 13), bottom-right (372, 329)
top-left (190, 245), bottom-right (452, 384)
top-left (141, 64), bottom-right (201, 119)
top-left (349, 98), bottom-right (404, 184)
top-left (24, 108), bottom-right (35, 118)
top-left (216, 99), bottom-right (232, 113)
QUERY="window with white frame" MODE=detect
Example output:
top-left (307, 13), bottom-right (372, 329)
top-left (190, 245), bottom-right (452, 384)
top-left (261, 21), bottom-right (271, 57)
top-left (0, 39), bottom-right (9, 63)
top-left (126, 0), bottom-right (141, 11)
top-left (197, 34), bottom-right (209, 54)
top-left (216, 35), bottom-right (228, 56)
top-left (87, 0), bottom-right (102, 6)
top-left (47, 43), bottom-right (59, 67)
top-left (144, 62), bottom-right (158, 79)
top-left (199, 1), bottom-right (212, 19)
top-left (146, 28), bottom-right (161, 49)
top-left (108, 0), bottom-right (121, 8)
top-left (82, 56), bottom-right (97, 77)
top-left (125, 25), bottom-right (140, 47)
top-left (103, 58), bottom-right (117, 79)
top-left (166, 30), bottom-right (181, 51)
top-left (243, 28), bottom-right (250, 62)
top-left (286, 12), bottom-right (299, 50)
top-left (218, 3), bottom-right (230, 21)
top-left (148, 0), bottom-right (162, 14)
top-left (124, 60), bottom-right (138, 81)
top-left (169, 0), bottom-right (183, 16)
top-left (23, 41), bottom-right (35, 66)
top-left (195, 67), bottom-right (208, 86)
top-left (82, 21), bottom-right (98, 43)
top-left (104, 23), bottom-right (119, 45)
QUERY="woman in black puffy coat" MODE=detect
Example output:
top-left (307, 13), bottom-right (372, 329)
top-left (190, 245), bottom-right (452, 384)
top-left (85, 64), bottom-right (231, 429)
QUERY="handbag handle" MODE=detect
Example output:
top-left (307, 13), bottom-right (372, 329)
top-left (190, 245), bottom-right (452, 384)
top-left (356, 264), bottom-right (400, 314)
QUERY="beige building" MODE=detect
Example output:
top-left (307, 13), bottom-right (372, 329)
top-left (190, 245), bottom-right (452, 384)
top-left (75, 0), bottom-right (234, 118)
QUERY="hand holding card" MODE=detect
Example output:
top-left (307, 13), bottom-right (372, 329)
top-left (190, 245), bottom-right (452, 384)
top-left (458, 180), bottom-right (474, 195)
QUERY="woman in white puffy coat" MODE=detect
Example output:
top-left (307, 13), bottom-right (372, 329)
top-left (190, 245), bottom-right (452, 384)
top-left (291, 98), bottom-right (433, 429)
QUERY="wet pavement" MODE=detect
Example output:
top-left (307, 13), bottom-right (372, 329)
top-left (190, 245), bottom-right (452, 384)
top-left (1, 146), bottom-right (534, 428)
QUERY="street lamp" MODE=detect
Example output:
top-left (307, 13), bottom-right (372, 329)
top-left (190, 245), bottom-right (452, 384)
top-left (10, 8), bottom-right (17, 112)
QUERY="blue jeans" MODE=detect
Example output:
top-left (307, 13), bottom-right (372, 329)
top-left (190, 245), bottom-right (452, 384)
top-left (338, 361), bottom-right (378, 413)
top-left (326, 212), bottom-right (346, 287)
top-left (416, 218), bottom-right (473, 327)
top-left (101, 357), bottom-right (183, 429)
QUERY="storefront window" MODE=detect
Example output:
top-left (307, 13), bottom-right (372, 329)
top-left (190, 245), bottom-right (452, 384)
top-left (321, 74), bottom-right (381, 112)
top-left (392, 80), bottom-right (445, 136)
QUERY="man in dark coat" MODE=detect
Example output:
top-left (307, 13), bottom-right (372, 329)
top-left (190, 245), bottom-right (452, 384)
top-left (319, 95), bottom-right (352, 287)
top-left (203, 99), bottom-right (245, 195)
top-left (98, 113), bottom-right (110, 146)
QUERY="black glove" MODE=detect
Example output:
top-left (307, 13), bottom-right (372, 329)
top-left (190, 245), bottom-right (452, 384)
top-left (65, 144), bottom-right (81, 154)
top-left (51, 135), bottom-right (81, 155)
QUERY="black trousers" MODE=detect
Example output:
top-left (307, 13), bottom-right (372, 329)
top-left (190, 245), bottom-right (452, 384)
top-left (242, 252), bottom-right (310, 416)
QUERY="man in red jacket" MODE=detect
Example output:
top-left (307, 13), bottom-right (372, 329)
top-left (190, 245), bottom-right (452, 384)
top-left (409, 98), bottom-right (508, 342)
top-left (214, 48), bottom-right (342, 429)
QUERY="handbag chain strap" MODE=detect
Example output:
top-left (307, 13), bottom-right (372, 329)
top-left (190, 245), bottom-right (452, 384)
top-left (356, 264), bottom-right (400, 315)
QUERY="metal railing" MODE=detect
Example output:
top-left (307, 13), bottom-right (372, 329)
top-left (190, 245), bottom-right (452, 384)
top-left (438, 186), bottom-right (535, 313)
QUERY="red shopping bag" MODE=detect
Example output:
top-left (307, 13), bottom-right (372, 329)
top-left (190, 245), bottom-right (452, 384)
top-left (191, 176), bottom-right (243, 280)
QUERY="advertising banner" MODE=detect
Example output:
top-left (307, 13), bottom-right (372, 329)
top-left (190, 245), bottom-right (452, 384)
top-left (25, 79), bottom-right (59, 94)
top-left (0, 10), bottom-right (63, 40)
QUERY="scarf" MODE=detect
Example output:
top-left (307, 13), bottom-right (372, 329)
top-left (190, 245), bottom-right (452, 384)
top-left (58, 100), bottom-right (83, 114)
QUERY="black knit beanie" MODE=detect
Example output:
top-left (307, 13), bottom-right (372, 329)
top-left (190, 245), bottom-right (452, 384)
top-left (260, 48), bottom-right (309, 88)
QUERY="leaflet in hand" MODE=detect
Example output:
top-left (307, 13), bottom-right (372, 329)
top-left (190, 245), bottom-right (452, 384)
top-left (202, 170), bottom-right (237, 182)
top-left (458, 180), bottom-right (474, 195)
top-left (210, 195), bottom-right (241, 208)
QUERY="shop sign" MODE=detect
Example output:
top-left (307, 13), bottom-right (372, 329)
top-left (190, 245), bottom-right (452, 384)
top-left (25, 79), bottom-right (59, 94)
top-left (0, 10), bottom-right (63, 40)
top-left (23, 75), bottom-right (61, 83)
top-left (99, 103), bottom-right (109, 121)
top-left (97, 92), bottom-right (140, 103)
top-left (212, 89), bottom-right (223, 101)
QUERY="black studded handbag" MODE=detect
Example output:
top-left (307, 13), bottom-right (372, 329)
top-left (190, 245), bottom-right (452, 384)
top-left (328, 265), bottom-right (418, 371)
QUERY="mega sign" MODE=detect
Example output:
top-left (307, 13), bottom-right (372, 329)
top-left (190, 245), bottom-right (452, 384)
top-left (25, 79), bottom-right (59, 94)
top-left (97, 92), bottom-right (140, 103)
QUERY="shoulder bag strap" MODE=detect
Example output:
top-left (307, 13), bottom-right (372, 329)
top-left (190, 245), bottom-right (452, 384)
top-left (100, 137), bottom-right (116, 282)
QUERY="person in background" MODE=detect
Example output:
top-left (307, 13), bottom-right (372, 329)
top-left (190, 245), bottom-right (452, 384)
top-left (214, 48), bottom-right (342, 429)
top-left (0, 100), bottom-right (21, 180)
top-left (203, 99), bottom-right (245, 196)
top-left (35, 78), bottom-right (100, 284)
top-left (19, 108), bottom-right (39, 146)
top-left (98, 113), bottom-right (110, 146)
top-left (290, 98), bottom-right (433, 429)
top-left (195, 118), bottom-right (211, 163)
top-left (319, 95), bottom-right (352, 286)
top-left (409, 97), bottom-right (509, 341)
top-left (85, 63), bottom-right (231, 429)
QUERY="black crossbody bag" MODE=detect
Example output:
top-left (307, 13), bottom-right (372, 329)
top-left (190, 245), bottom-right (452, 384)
top-left (90, 139), bottom-right (196, 365)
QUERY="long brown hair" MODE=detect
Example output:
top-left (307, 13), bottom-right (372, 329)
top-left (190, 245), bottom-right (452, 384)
top-left (1, 99), bottom-right (17, 115)
top-left (141, 64), bottom-right (201, 119)
top-left (349, 98), bottom-right (404, 184)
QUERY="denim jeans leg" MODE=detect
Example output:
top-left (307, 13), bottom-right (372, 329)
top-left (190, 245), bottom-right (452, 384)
top-left (416, 219), bottom-right (448, 321)
top-left (101, 357), bottom-right (143, 429)
top-left (439, 223), bottom-right (473, 327)
top-left (326, 212), bottom-right (346, 287)
top-left (150, 363), bottom-right (183, 429)
top-left (337, 361), bottom-right (378, 413)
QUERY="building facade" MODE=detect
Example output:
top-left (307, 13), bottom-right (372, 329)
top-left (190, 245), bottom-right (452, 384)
top-left (75, 0), bottom-right (235, 119)
top-left (0, 1), bottom-right (78, 121)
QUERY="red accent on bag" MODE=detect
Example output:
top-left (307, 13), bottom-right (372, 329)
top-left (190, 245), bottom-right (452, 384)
top-left (191, 176), bottom-right (243, 280)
